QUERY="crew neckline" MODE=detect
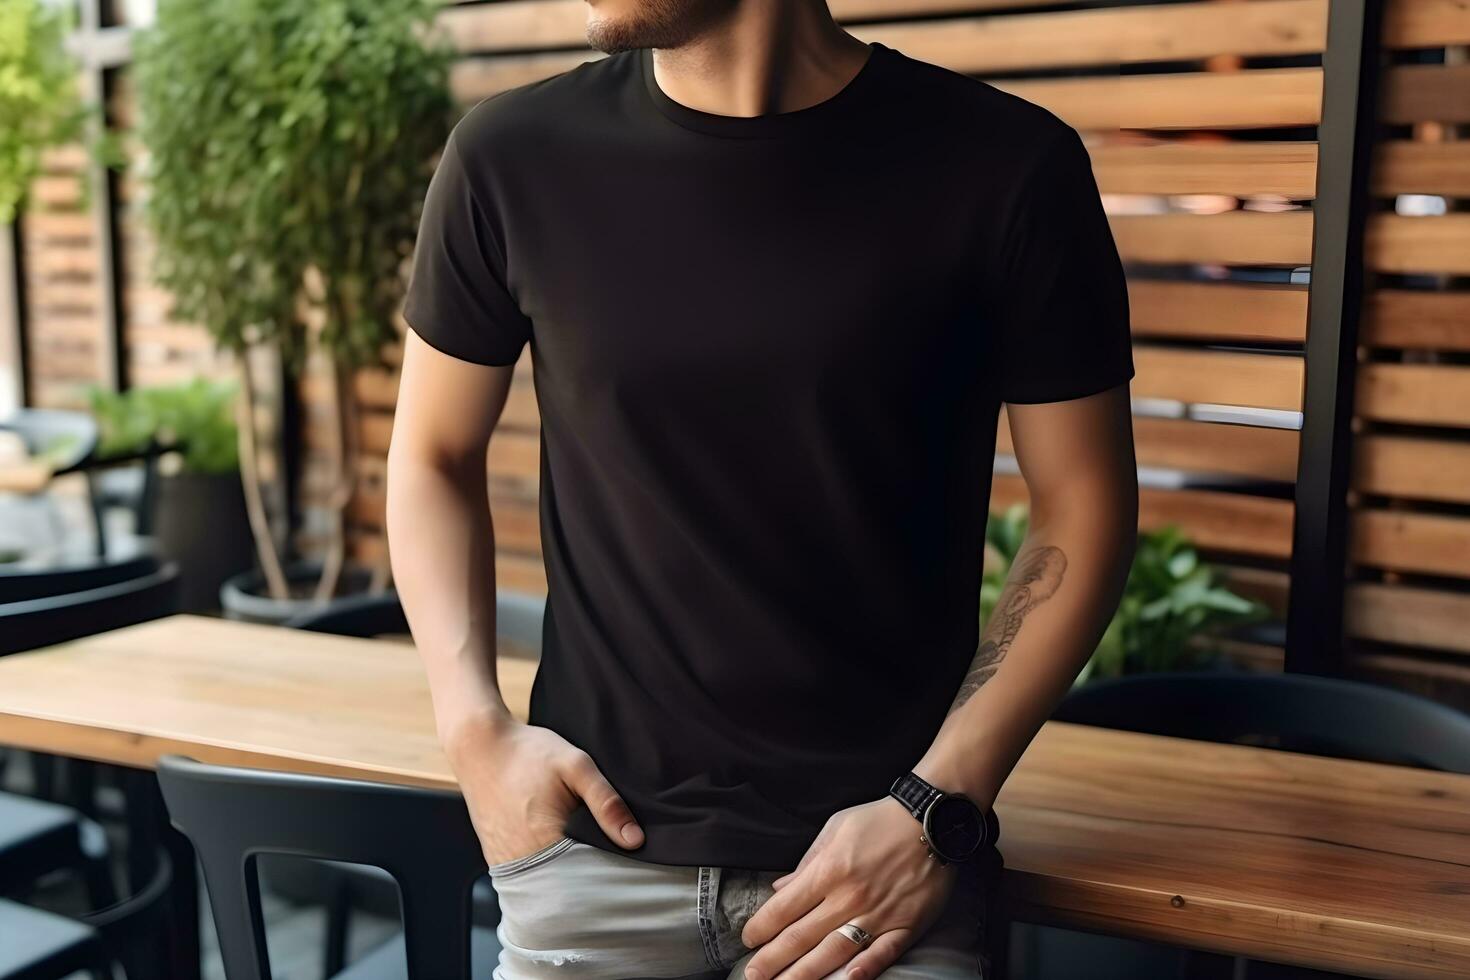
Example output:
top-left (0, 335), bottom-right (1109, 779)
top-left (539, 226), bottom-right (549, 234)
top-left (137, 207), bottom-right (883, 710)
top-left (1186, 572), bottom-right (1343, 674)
top-left (639, 42), bottom-right (888, 139)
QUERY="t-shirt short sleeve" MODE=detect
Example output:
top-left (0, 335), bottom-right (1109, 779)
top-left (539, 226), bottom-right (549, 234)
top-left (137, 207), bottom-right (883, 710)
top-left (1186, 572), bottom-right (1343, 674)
top-left (992, 126), bottom-right (1135, 404)
top-left (402, 131), bottom-right (532, 367)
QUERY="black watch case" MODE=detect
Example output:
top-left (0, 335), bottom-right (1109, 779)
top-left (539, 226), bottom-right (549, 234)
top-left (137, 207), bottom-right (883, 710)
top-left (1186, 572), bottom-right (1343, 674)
top-left (920, 792), bottom-right (986, 865)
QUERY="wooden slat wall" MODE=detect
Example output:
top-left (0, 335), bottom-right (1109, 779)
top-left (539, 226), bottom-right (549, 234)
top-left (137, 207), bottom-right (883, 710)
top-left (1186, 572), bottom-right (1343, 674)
top-left (13, 1), bottom-right (1467, 705)
top-left (357, 0), bottom-right (1460, 699)
top-left (347, 0), bottom-right (1359, 667)
top-left (1343, 7), bottom-right (1470, 707)
top-left (20, 145), bottom-right (108, 408)
top-left (108, 73), bottom-right (231, 389)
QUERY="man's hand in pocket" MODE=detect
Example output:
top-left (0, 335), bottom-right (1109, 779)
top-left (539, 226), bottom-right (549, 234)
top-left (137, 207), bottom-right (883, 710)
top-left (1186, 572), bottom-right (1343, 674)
top-left (442, 714), bottom-right (645, 866)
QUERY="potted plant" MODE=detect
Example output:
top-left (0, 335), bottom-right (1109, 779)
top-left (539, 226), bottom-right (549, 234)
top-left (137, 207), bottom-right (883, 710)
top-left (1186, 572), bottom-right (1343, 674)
top-left (981, 503), bottom-right (1269, 685)
top-left (89, 379), bottom-right (253, 611)
top-left (132, 0), bottom-right (454, 621)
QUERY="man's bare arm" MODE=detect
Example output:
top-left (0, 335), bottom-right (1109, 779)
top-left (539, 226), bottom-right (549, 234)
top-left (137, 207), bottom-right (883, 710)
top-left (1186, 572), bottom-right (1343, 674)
top-left (386, 328), bottom-right (644, 860)
top-left (386, 328), bottom-right (516, 744)
top-left (914, 382), bottom-right (1138, 806)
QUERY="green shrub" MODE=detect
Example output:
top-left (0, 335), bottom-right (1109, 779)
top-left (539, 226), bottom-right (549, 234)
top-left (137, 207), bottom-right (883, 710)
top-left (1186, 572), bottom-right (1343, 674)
top-left (0, 0), bottom-right (85, 223)
top-left (88, 379), bottom-right (239, 475)
top-left (132, 0), bottom-right (454, 369)
top-left (981, 503), bottom-right (1269, 685)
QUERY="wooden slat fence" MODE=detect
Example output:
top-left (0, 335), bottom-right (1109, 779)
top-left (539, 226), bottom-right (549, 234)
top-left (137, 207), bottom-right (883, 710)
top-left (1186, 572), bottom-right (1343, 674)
top-left (6, 0), bottom-right (1468, 706)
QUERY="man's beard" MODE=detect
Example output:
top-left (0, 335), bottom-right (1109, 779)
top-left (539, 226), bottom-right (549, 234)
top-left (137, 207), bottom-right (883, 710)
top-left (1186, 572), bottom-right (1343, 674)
top-left (586, 0), bottom-right (736, 53)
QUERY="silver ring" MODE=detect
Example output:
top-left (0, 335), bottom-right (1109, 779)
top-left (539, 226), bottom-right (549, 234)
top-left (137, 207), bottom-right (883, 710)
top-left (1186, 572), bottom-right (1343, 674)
top-left (835, 922), bottom-right (872, 947)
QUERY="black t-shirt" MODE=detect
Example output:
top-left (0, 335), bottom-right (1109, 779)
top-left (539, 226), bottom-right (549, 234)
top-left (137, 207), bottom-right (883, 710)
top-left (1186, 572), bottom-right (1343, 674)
top-left (403, 41), bottom-right (1134, 870)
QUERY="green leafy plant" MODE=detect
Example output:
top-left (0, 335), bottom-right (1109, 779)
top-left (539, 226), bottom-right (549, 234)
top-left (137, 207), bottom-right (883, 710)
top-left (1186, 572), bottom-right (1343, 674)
top-left (0, 0), bottom-right (83, 223)
top-left (88, 379), bottom-right (240, 475)
top-left (981, 503), bottom-right (1269, 686)
top-left (133, 0), bottom-right (454, 599)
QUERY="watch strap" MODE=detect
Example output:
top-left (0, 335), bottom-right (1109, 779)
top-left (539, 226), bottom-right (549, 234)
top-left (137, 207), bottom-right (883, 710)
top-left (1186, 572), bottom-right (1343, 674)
top-left (888, 771), bottom-right (943, 823)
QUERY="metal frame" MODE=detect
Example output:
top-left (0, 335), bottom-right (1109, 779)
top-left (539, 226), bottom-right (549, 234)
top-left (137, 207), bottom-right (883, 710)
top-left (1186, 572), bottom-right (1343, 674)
top-left (76, 0), bottom-right (128, 393)
top-left (1, 216), bottom-right (28, 410)
top-left (1285, 0), bottom-right (1386, 676)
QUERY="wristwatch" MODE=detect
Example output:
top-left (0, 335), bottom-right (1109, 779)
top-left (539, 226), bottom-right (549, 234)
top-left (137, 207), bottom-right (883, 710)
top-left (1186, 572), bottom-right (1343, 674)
top-left (888, 771), bottom-right (995, 866)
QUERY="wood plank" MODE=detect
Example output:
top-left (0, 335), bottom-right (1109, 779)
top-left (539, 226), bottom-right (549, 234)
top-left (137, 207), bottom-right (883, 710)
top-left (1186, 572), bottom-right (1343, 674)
top-left (998, 412), bottom-right (1300, 483)
top-left (1384, 0), bottom-right (1470, 48)
top-left (1366, 214), bottom-right (1470, 275)
top-left (1363, 289), bottom-right (1470, 352)
top-left (1351, 509), bottom-right (1470, 578)
top-left (992, 473), bottom-right (1295, 558)
top-left (1354, 434), bottom-right (1470, 505)
top-left (1357, 363), bottom-right (1470, 428)
top-left (1345, 582), bottom-right (1470, 656)
top-left (858, 0), bottom-right (1327, 75)
top-left (996, 68), bottom-right (1323, 132)
top-left (3, 615), bottom-right (1468, 979)
top-left (1092, 141), bottom-right (1318, 199)
top-left (448, 55), bottom-right (1324, 133)
top-left (1132, 347), bottom-right (1304, 411)
top-left (1375, 141), bottom-right (1470, 198)
top-left (17, 211), bottom-right (92, 241)
top-left (438, 0), bottom-right (1168, 54)
top-left (1381, 64), bottom-right (1470, 125)
top-left (1111, 212), bottom-right (1314, 267)
top-left (1128, 280), bottom-right (1308, 344)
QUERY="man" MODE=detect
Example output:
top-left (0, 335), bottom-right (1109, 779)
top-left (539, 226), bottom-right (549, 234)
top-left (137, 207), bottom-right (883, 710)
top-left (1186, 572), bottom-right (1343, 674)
top-left (386, 0), bottom-right (1138, 976)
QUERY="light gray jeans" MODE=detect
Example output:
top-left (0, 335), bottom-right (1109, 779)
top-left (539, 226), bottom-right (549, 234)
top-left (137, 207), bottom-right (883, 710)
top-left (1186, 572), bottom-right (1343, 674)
top-left (485, 837), bottom-right (996, 980)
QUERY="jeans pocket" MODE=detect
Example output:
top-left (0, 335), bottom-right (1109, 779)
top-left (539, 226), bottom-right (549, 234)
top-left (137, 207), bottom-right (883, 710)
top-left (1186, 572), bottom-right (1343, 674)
top-left (485, 835), bottom-right (578, 879)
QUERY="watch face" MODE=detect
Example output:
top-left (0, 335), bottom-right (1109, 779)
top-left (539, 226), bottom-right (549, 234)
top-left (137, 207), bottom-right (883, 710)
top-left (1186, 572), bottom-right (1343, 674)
top-left (924, 795), bottom-right (984, 862)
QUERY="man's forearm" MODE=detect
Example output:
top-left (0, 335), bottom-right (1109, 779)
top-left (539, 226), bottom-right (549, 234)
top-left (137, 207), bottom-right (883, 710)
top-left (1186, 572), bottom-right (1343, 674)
top-left (912, 500), bottom-right (1136, 807)
top-left (386, 451), bottom-right (512, 748)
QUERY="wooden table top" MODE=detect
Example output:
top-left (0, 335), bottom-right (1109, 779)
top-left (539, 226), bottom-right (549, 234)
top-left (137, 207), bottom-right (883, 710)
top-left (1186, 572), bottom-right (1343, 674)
top-left (1, 615), bottom-right (1467, 979)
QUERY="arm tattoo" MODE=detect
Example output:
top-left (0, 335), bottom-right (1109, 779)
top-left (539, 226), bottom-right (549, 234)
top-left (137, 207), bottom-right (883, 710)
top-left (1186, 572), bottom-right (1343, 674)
top-left (950, 545), bottom-right (1067, 713)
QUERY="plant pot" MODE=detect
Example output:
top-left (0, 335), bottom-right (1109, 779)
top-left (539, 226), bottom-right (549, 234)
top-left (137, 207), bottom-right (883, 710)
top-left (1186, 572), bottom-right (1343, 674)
top-left (219, 558), bottom-right (376, 625)
top-left (152, 471), bottom-right (254, 613)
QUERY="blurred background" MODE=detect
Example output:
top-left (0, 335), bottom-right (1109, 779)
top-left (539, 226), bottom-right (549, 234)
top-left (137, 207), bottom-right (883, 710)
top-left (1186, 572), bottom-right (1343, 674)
top-left (1, 1), bottom-right (1467, 978)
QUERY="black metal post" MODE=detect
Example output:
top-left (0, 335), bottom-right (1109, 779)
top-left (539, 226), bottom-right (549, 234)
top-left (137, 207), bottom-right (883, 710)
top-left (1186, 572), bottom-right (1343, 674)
top-left (77, 0), bottom-right (127, 393)
top-left (1, 214), bottom-right (30, 408)
top-left (1284, 0), bottom-right (1386, 676)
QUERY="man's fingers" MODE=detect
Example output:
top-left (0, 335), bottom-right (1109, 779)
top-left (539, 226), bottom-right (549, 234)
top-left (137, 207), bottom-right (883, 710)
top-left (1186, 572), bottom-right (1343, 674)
top-left (841, 929), bottom-right (910, 980)
top-left (742, 871), bottom-right (822, 949)
top-left (561, 752), bottom-right (644, 849)
top-left (771, 919), bottom-right (883, 980)
top-left (740, 900), bottom-right (841, 980)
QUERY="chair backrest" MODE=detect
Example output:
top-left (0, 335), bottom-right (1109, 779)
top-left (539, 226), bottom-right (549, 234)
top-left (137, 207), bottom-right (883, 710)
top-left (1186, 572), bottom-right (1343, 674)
top-left (157, 754), bottom-right (486, 980)
top-left (0, 553), bottom-right (160, 605)
top-left (0, 561), bottom-right (180, 656)
top-left (286, 588), bottom-right (546, 655)
top-left (1053, 670), bottom-right (1470, 774)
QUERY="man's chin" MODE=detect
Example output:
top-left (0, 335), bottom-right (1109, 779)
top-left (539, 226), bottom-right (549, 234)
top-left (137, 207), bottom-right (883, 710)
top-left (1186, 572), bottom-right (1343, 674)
top-left (585, 13), bottom-right (635, 54)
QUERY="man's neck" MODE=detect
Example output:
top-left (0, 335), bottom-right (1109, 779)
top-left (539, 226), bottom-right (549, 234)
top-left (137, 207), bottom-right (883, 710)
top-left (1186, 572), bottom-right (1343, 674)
top-left (647, 2), bottom-right (870, 119)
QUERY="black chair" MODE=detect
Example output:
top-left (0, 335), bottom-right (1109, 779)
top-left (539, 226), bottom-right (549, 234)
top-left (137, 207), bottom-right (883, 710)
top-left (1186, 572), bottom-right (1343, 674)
top-left (0, 791), bottom-right (116, 910)
top-left (0, 561), bottom-right (180, 657)
top-left (0, 898), bottom-right (110, 980)
top-left (1051, 670), bottom-right (1470, 773)
top-left (157, 754), bottom-right (498, 980)
top-left (1012, 670), bottom-right (1470, 980)
top-left (282, 588), bottom-right (543, 972)
top-left (0, 552), bottom-right (160, 605)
